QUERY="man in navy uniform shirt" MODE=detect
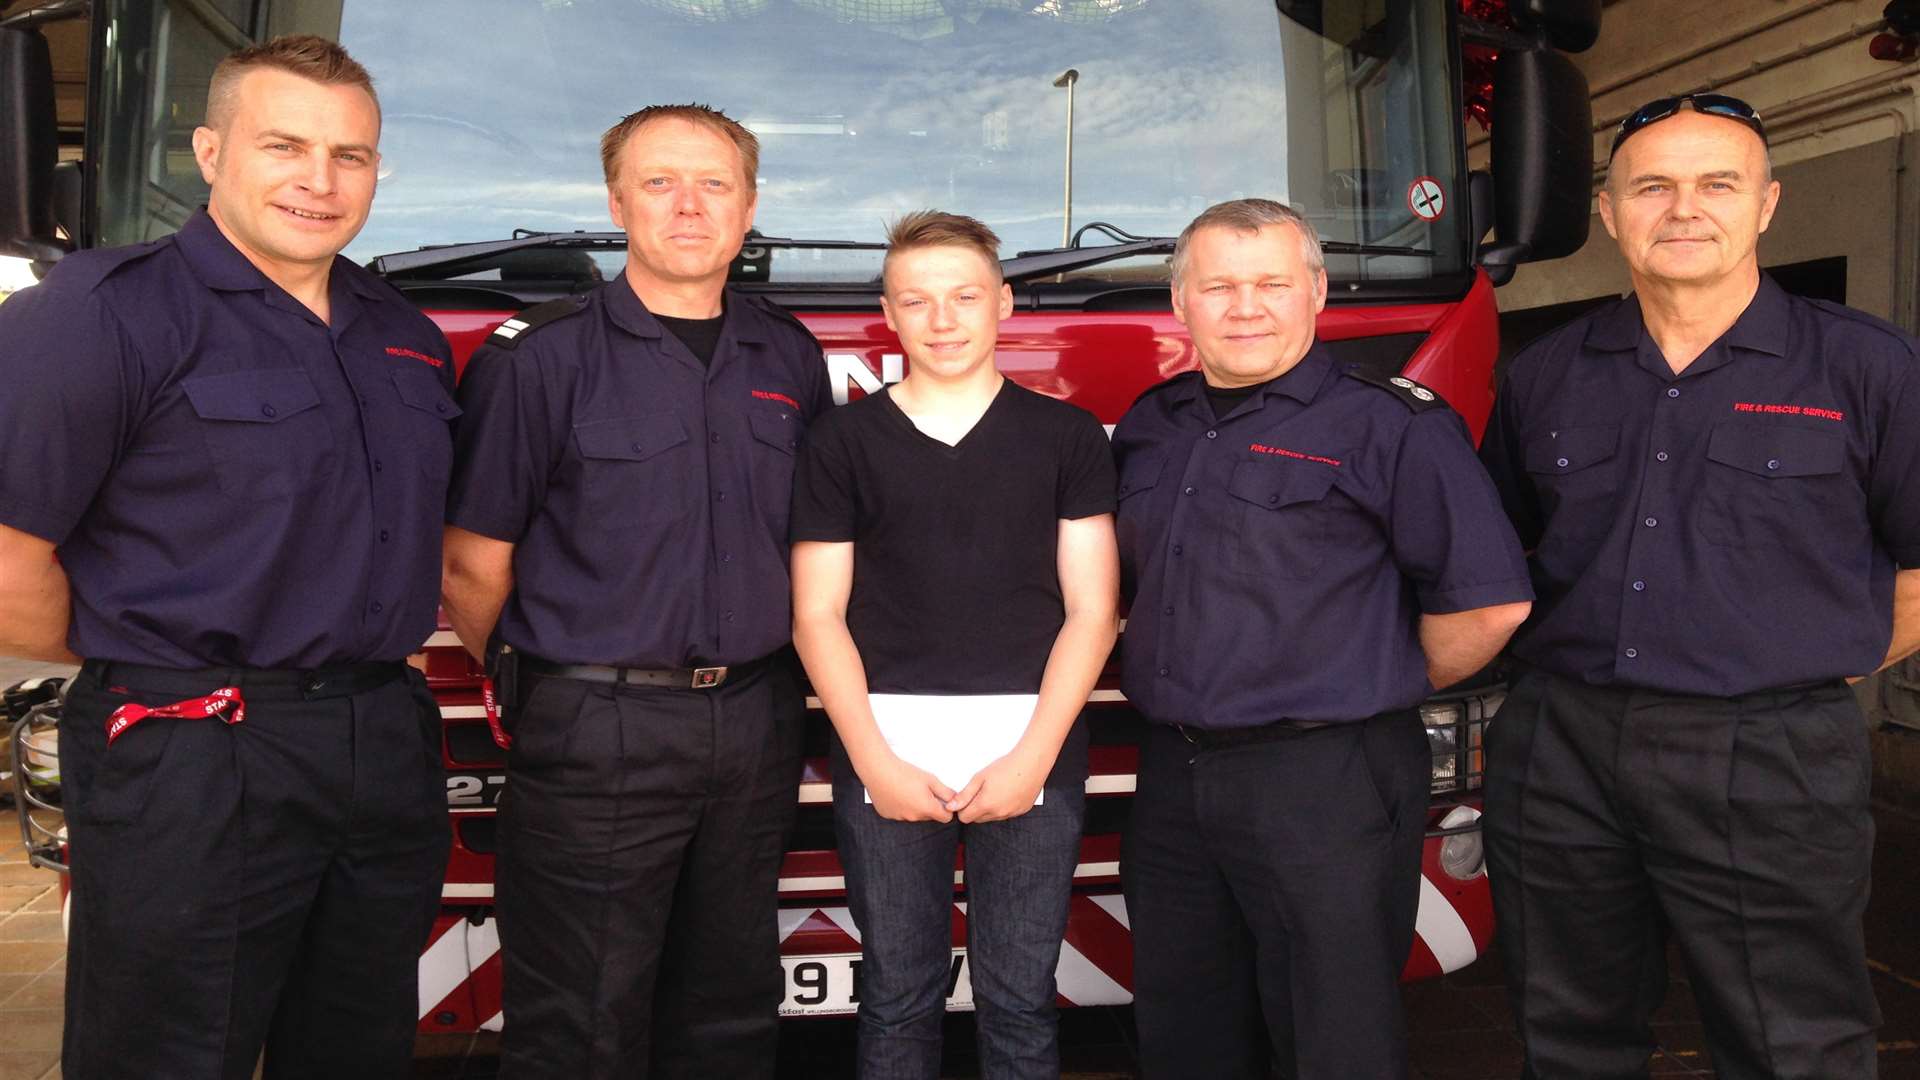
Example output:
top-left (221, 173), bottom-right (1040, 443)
top-left (0, 36), bottom-right (455, 1080)
top-left (1114, 198), bottom-right (1533, 1080)
top-left (1479, 95), bottom-right (1920, 1079)
top-left (441, 104), bottom-right (831, 1078)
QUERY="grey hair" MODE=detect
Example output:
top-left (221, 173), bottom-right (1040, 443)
top-left (1170, 198), bottom-right (1325, 288)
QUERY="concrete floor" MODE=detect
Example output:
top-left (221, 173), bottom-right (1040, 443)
top-left (5, 712), bottom-right (1920, 1077)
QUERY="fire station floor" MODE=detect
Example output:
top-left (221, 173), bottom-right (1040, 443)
top-left (1, 790), bottom-right (1918, 1078)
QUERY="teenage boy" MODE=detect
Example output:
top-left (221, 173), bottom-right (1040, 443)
top-left (790, 210), bottom-right (1120, 1079)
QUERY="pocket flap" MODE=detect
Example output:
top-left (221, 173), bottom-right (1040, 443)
top-left (1118, 453), bottom-right (1164, 499)
top-left (1707, 423), bottom-right (1845, 478)
top-left (573, 413), bottom-right (689, 463)
top-left (391, 367), bottom-right (462, 420)
top-left (1523, 425), bottom-right (1620, 475)
top-left (1227, 458), bottom-right (1335, 509)
top-left (749, 409), bottom-right (801, 455)
top-left (182, 368), bottom-right (323, 424)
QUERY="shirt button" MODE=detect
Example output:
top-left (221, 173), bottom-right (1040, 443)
top-left (436, 402), bottom-right (449, 414)
top-left (379, 529), bottom-right (390, 542)
top-left (1632, 580), bottom-right (1645, 591)
top-left (721, 552), bottom-right (732, 563)
top-left (1172, 544), bottom-right (1184, 555)
top-left (716, 491), bottom-right (727, 502)
top-left (725, 610), bottom-right (736, 622)
top-left (632, 441), bottom-right (645, 453)
top-left (1557, 457), bottom-right (1569, 468)
top-left (1158, 667), bottom-right (1170, 677)
top-left (711, 433), bottom-right (721, 443)
top-left (357, 394), bottom-right (368, 406)
top-left (1656, 451), bottom-right (1669, 462)
top-left (370, 601), bottom-right (384, 615)
top-left (1644, 516), bottom-right (1658, 528)
top-left (1667, 388), bottom-right (1680, 398)
top-left (1184, 486), bottom-right (1196, 496)
top-left (1624, 647), bottom-right (1638, 658)
top-left (1767, 459), bottom-right (1780, 471)
top-left (1206, 430), bottom-right (1218, 440)
top-left (373, 459), bottom-right (384, 472)
top-left (1163, 605), bottom-right (1174, 615)
top-left (261, 404), bottom-right (277, 418)
top-left (788, 440), bottom-right (798, 450)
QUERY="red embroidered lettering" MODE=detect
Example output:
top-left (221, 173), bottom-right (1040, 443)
top-left (1732, 402), bottom-right (1844, 422)
top-left (752, 389), bottom-right (802, 410)
top-left (386, 346), bottom-right (445, 368)
top-left (1249, 442), bottom-right (1341, 467)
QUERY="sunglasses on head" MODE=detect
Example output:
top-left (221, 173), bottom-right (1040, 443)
top-left (1609, 94), bottom-right (1767, 161)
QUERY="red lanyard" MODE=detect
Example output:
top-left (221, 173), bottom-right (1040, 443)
top-left (105, 687), bottom-right (245, 746)
top-left (481, 677), bottom-right (512, 750)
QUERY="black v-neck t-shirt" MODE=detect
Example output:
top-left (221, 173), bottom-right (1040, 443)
top-left (791, 379), bottom-right (1117, 697)
top-left (654, 312), bottom-right (725, 368)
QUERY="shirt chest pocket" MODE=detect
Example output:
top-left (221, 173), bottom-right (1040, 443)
top-left (1700, 423), bottom-right (1856, 547)
top-left (748, 408), bottom-right (803, 532)
top-left (1114, 452), bottom-right (1165, 562)
top-left (1522, 425), bottom-right (1622, 540)
top-left (181, 368), bottom-right (337, 500)
top-left (572, 413), bottom-right (693, 527)
top-left (390, 368), bottom-right (461, 484)
top-left (1225, 458), bottom-right (1336, 581)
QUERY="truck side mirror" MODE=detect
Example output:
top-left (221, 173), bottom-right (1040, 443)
top-left (1488, 45), bottom-right (1593, 271)
top-left (1508, 0), bottom-right (1602, 53)
top-left (0, 24), bottom-right (64, 266)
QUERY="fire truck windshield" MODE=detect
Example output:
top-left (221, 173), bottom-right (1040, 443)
top-left (89, 0), bottom-right (1469, 288)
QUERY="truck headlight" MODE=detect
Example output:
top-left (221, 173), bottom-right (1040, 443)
top-left (1435, 805), bottom-right (1485, 880)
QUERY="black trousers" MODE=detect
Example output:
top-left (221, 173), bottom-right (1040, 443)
top-left (1483, 669), bottom-right (1880, 1080)
top-left (1122, 711), bottom-right (1431, 1080)
top-left (58, 661), bottom-right (451, 1080)
top-left (495, 656), bottom-right (804, 1080)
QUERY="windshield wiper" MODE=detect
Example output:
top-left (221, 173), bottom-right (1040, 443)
top-left (369, 230), bottom-right (888, 279)
top-left (999, 221), bottom-right (1435, 284)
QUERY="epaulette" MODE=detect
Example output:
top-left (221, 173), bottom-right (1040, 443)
top-left (742, 293), bottom-right (819, 345)
top-left (486, 295), bottom-right (590, 350)
top-left (1343, 367), bottom-right (1449, 412)
top-left (55, 239), bottom-right (169, 295)
top-left (1801, 297), bottom-right (1920, 360)
top-left (1126, 370), bottom-right (1202, 412)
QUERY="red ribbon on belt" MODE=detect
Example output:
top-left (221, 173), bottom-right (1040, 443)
top-left (482, 677), bottom-right (512, 750)
top-left (105, 687), bottom-right (245, 746)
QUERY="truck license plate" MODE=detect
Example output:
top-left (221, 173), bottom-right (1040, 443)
top-left (780, 951), bottom-right (974, 1017)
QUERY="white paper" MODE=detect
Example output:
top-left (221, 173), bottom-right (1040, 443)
top-left (864, 693), bottom-right (1042, 806)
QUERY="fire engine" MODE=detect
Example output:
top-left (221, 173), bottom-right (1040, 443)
top-left (2, 0), bottom-right (1598, 1031)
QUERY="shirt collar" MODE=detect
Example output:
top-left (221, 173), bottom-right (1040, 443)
top-left (174, 207), bottom-right (385, 312)
top-left (1584, 273), bottom-right (1791, 360)
top-left (1168, 343), bottom-right (1334, 413)
top-left (605, 275), bottom-right (768, 345)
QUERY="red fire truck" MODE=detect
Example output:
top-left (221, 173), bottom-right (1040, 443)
top-left (3, 0), bottom-right (1598, 1031)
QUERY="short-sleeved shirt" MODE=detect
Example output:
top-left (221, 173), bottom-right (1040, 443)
top-left (447, 275), bottom-right (832, 667)
top-left (789, 379), bottom-right (1116, 787)
top-left (1479, 274), bottom-right (1920, 696)
top-left (1114, 347), bottom-right (1533, 730)
top-left (0, 210), bottom-right (457, 669)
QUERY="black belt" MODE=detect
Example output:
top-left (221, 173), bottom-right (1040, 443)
top-left (1173, 707), bottom-right (1419, 749)
top-left (80, 658), bottom-right (408, 700)
top-left (520, 652), bottom-right (772, 691)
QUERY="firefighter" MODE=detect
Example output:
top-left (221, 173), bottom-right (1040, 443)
top-left (1113, 198), bottom-right (1534, 1080)
top-left (0, 36), bottom-right (454, 1079)
top-left (440, 104), bottom-right (832, 1078)
top-left (1479, 94), bottom-right (1920, 1079)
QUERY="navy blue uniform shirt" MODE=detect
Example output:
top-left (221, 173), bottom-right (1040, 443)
top-left (1114, 347), bottom-right (1532, 729)
top-left (446, 275), bottom-right (832, 667)
top-left (1480, 275), bottom-right (1920, 696)
top-left (0, 210), bottom-right (458, 668)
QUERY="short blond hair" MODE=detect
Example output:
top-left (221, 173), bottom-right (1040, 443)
top-left (882, 210), bottom-right (1002, 285)
top-left (600, 104), bottom-right (759, 188)
top-left (206, 35), bottom-right (377, 132)
top-left (1170, 198), bottom-right (1324, 288)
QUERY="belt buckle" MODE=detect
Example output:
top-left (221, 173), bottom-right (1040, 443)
top-left (690, 666), bottom-right (727, 689)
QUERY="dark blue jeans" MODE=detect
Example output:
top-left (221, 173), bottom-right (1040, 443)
top-left (831, 752), bottom-right (1085, 1080)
